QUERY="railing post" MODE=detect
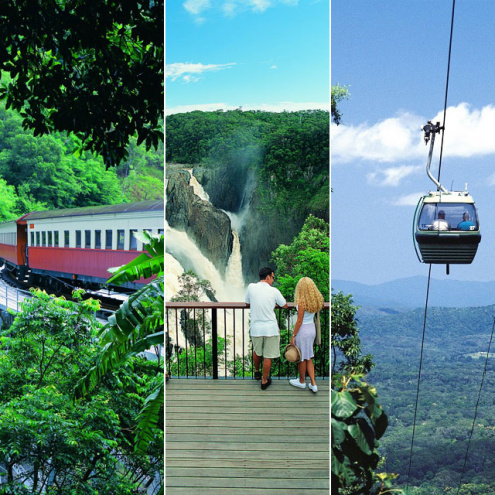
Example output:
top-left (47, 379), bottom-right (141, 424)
top-left (212, 308), bottom-right (218, 379)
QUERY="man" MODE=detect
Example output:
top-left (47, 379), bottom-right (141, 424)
top-left (432, 210), bottom-right (450, 231)
top-left (457, 211), bottom-right (475, 231)
top-left (245, 267), bottom-right (287, 390)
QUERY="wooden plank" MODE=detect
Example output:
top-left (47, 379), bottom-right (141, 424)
top-left (166, 426), bottom-right (329, 435)
top-left (166, 433), bottom-right (328, 443)
top-left (167, 450), bottom-right (329, 460)
top-left (166, 379), bottom-right (329, 494)
top-left (166, 419), bottom-right (328, 428)
top-left (166, 459), bottom-right (328, 469)
top-left (166, 447), bottom-right (329, 465)
top-left (166, 477), bottom-right (329, 489)
top-left (167, 467), bottom-right (329, 479)
top-left (165, 488), bottom-right (329, 494)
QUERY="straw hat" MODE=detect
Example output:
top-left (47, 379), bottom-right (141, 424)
top-left (283, 344), bottom-right (301, 363)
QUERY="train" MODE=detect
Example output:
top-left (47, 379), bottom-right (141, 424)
top-left (0, 200), bottom-right (164, 291)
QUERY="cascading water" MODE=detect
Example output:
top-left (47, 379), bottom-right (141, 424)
top-left (166, 169), bottom-right (252, 362)
top-left (187, 168), bottom-right (210, 202)
top-left (225, 231), bottom-right (245, 290)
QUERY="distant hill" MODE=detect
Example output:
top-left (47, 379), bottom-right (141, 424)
top-left (352, 303), bottom-right (495, 492)
top-left (332, 276), bottom-right (495, 309)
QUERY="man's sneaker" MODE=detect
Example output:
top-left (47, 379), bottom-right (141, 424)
top-left (261, 377), bottom-right (272, 390)
top-left (289, 378), bottom-right (306, 389)
top-left (308, 383), bottom-right (318, 393)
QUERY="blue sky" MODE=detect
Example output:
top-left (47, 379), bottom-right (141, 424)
top-left (332, 1), bottom-right (495, 285)
top-left (166, 0), bottom-right (329, 114)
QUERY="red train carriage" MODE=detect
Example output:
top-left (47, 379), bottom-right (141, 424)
top-left (0, 200), bottom-right (164, 290)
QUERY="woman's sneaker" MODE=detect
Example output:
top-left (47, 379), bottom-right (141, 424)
top-left (289, 378), bottom-right (306, 389)
top-left (308, 384), bottom-right (318, 393)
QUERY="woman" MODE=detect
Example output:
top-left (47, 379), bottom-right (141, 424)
top-left (289, 277), bottom-right (324, 393)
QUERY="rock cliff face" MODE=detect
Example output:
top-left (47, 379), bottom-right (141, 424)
top-left (166, 170), bottom-right (233, 276)
top-left (193, 166), bottom-right (305, 283)
top-left (239, 193), bottom-right (305, 284)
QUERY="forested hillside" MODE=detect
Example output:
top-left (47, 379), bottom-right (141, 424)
top-left (166, 110), bottom-right (329, 281)
top-left (359, 305), bottom-right (495, 494)
top-left (0, 101), bottom-right (163, 221)
top-left (166, 109), bottom-right (329, 220)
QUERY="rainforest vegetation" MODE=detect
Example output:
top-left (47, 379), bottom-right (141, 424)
top-left (0, 100), bottom-right (163, 221)
top-left (166, 109), bottom-right (329, 220)
top-left (357, 304), bottom-right (495, 495)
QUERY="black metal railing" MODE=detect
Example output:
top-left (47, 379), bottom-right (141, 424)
top-left (165, 302), bottom-right (330, 379)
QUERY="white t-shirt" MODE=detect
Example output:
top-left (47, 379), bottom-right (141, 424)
top-left (245, 282), bottom-right (287, 337)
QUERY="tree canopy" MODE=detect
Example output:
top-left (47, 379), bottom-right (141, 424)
top-left (0, 289), bottom-right (163, 493)
top-left (331, 84), bottom-right (350, 125)
top-left (0, 1), bottom-right (164, 167)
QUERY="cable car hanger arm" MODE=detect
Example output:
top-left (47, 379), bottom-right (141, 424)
top-left (423, 120), bottom-right (448, 193)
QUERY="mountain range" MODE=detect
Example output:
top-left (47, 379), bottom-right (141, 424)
top-left (332, 276), bottom-right (495, 309)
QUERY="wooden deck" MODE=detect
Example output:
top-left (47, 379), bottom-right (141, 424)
top-left (166, 378), bottom-right (329, 494)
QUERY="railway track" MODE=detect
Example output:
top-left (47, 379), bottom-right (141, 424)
top-left (0, 265), bottom-right (128, 314)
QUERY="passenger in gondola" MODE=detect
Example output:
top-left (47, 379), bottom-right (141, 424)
top-left (431, 210), bottom-right (450, 231)
top-left (457, 212), bottom-right (475, 231)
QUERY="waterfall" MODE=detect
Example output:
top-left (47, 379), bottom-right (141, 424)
top-left (166, 169), bottom-right (251, 361)
top-left (166, 221), bottom-right (228, 301)
top-left (225, 231), bottom-right (245, 290)
top-left (165, 253), bottom-right (185, 300)
top-left (187, 169), bottom-right (210, 201)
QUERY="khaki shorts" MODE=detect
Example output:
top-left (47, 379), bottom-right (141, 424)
top-left (251, 335), bottom-right (280, 359)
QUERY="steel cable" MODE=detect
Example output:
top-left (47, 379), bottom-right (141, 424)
top-left (406, 263), bottom-right (432, 490)
top-left (455, 316), bottom-right (495, 494)
top-left (437, 0), bottom-right (456, 187)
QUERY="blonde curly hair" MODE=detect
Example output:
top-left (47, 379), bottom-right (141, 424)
top-left (294, 277), bottom-right (324, 313)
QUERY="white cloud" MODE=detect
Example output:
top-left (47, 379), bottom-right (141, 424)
top-left (487, 172), bottom-right (495, 186)
top-left (183, 0), bottom-right (211, 15)
top-left (331, 112), bottom-right (425, 164)
top-left (166, 101), bottom-right (329, 115)
top-left (270, 65), bottom-right (278, 70)
top-left (392, 192), bottom-right (425, 207)
top-left (166, 62), bottom-right (236, 82)
top-left (332, 103), bottom-right (495, 165)
top-left (367, 165), bottom-right (422, 187)
top-left (187, 0), bottom-right (298, 18)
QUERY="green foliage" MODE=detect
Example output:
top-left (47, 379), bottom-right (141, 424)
top-left (170, 270), bottom-right (215, 347)
top-left (0, 1), bottom-right (164, 167)
top-left (76, 232), bottom-right (164, 468)
top-left (332, 374), bottom-right (391, 495)
top-left (331, 84), bottom-right (350, 125)
top-left (0, 101), bottom-right (163, 217)
top-left (331, 292), bottom-right (374, 377)
top-left (166, 109), bottom-right (329, 220)
top-left (271, 214), bottom-right (329, 301)
top-left (168, 336), bottom-right (227, 378)
top-left (0, 289), bottom-right (162, 494)
top-left (358, 304), bottom-right (495, 493)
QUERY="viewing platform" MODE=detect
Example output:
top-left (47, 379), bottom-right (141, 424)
top-left (166, 378), bottom-right (329, 494)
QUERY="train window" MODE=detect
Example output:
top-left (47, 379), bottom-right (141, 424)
top-left (158, 229), bottom-right (164, 236)
top-left (106, 230), bottom-right (112, 249)
top-left (117, 230), bottom-right (125, 250)
top-left (54, 231), bottom-right (59, 247)
top-left (129, 229), bottom-right (138, 250)
top-left (85, 230), bottom-right (91, 249)
top-left (48, 231), bottom-right (52, 247)
top-left (64, 230), bottom-right (70, 247)
top-left (36, 232), bottom-right (40, 246)
top-left (42, 232), bottom-right (46, 246)
top-left (76, 231), bottom-right (81, 248)
top-left (95, 230), bottom-right (101, 249)
top-left (30, 232), bottom-right (34, 246)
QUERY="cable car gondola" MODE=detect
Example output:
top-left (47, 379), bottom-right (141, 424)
top-left (414, 190), bottom-right (481, 264)
top-left (413, 121), bottom-right (481, 267)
